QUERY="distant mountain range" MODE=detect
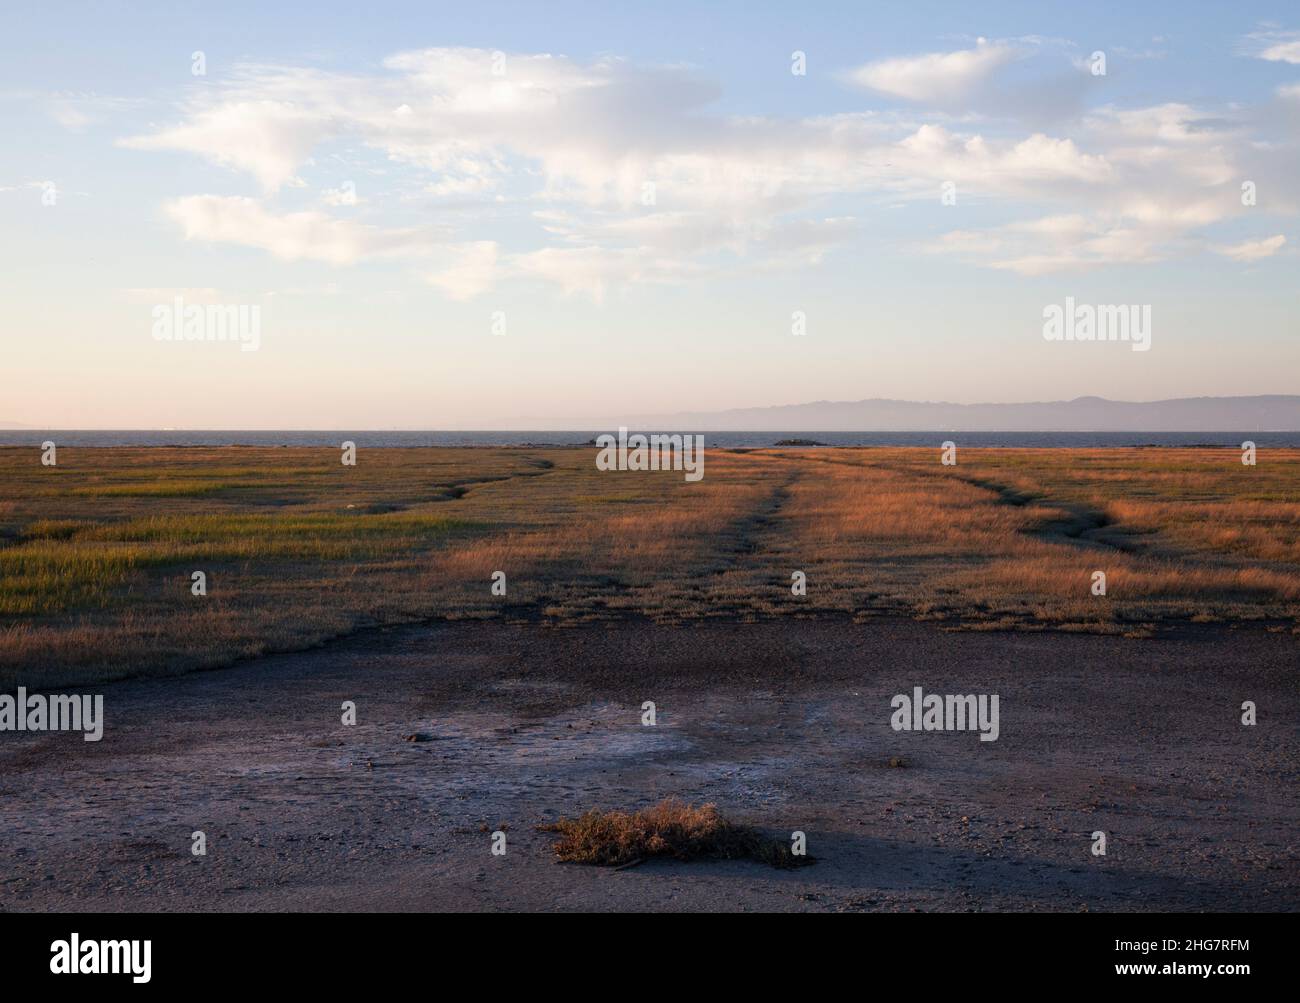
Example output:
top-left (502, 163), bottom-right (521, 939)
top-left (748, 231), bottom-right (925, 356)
top-left (8, 395), bottom-right (1300, 433)
top-left (632, 395), bottom-right (1300, 432)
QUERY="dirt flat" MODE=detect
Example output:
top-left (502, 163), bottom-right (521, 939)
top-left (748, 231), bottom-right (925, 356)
top-left (0, 619), bottom-right (1295, 912)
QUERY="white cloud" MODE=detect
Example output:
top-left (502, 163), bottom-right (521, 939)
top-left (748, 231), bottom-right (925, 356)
top-left (1213, 234), bottom-right (1287, 261)
top-left (844, 39), bottom-right (1018, 104)
top-left (927, 193), bottom-right (1221, 275)
top-left (1248, 31), bottom-right (1300, 64)
top-left (321, 184), bottom-right (360, 206)
top-left (123, 99), bottom-right (327, 190)
top-left (425, 242), bottom-right (499, 300)
top-left (426, 175), bottom-right (494, 197)
top-left (164, 195), bottom-right (444, 265)
top-left (1263, 40), bottom-right (1300, 62)
top-left (894, 126), bottom-right (1113, 187)
top-left (121, 46), bottom-right (1300, 286)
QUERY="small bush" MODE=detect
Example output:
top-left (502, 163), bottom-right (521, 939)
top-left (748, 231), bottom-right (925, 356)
top-left (538, 799), bottom-right (813, 869)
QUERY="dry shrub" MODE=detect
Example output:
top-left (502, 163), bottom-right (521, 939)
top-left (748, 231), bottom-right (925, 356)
top-left (538, 799), bottom-right (811, 869)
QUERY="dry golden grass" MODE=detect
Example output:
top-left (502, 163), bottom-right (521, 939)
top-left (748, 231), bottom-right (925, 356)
top-left (2, 444), bottom-right (1297, 687)
top-left (742, 447), bottom-right (1300, 627)
top-left (538, 799), bottom-right (810, 868)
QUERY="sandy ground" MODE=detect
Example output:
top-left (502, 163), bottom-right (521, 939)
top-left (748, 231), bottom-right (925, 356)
top-left (0, 619), bottom-right (1295, 912)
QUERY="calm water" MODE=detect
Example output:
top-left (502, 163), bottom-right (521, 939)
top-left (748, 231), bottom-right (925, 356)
top-left (2, 430), bottom-right (1297, 448)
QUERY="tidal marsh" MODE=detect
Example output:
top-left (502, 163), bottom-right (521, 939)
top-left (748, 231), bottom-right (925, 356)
top-left (2, 445), bottom-right (1297, 687)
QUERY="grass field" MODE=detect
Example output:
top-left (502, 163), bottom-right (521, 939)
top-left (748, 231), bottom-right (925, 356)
top-left (2, 445), bottom-right (1298, 687)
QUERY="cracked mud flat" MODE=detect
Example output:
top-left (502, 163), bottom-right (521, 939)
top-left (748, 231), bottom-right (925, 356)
top-left (0, 620), bottom-right (1295, 912)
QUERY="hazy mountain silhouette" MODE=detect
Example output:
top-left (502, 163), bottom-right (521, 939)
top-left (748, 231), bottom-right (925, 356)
top-left (634, 395), bottom-right (1300, 431)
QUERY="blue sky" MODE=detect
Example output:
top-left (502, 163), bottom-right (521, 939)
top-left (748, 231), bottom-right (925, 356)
top-left (2, 1), bottom-right (1298, 428)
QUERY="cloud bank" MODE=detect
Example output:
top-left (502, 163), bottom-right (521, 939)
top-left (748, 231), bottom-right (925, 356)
top-left (120, 39), bottom-right (1300, 297)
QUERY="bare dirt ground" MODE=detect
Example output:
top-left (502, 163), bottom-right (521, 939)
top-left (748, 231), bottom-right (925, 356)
top-left (0, 619), bottom-right (1295, 912)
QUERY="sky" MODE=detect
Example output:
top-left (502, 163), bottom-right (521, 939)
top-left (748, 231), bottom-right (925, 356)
top-left (2, 0), bottom-right (1299, 428)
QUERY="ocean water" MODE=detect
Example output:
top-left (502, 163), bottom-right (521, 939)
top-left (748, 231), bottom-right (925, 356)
top-left (2, 430), bottom-right (1297, 448)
